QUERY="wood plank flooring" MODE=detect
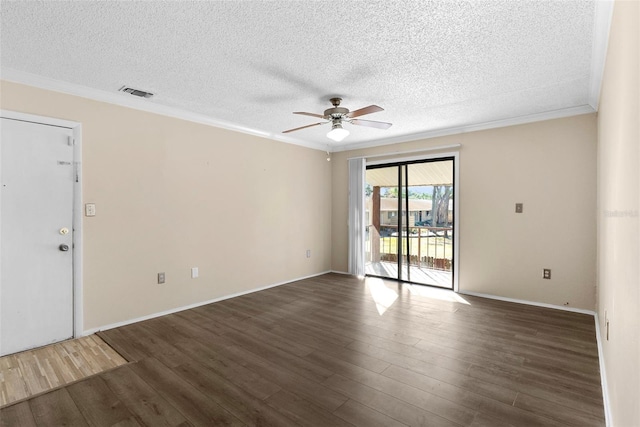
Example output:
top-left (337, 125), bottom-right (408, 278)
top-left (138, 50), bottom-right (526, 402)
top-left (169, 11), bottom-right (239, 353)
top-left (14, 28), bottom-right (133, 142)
top-left (0, 273), bottom-right (605, 426)
top-left (0, 335), bottom-right (127, 407)
top-left (365, 262), bottom-right (452, 288)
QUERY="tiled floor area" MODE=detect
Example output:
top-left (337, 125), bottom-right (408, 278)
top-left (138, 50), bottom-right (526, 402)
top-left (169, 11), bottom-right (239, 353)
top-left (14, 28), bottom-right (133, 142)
top-left (0, 334), bottom-right (127, 407)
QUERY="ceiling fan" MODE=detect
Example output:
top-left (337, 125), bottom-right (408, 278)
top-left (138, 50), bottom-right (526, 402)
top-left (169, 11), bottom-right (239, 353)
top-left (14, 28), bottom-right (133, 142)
top-left (282, 98), bottom-right (392, 142)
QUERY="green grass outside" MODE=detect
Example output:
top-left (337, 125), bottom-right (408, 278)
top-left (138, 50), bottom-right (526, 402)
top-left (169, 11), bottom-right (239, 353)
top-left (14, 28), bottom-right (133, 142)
top-left (366, 236), bottom-right (453, 260)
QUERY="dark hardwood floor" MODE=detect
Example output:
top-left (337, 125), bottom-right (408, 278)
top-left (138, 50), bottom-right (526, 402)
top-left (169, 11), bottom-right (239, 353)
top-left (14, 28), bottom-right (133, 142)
top-left (0, 273), bottom-right (605, 426)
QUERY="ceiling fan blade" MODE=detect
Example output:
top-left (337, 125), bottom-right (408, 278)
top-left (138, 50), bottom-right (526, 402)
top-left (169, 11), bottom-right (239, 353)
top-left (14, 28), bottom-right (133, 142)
top-left (282, 122), bottom-right (325, 134)
top-left (347, 105), bottom-right (384, 118)
top-left (293, 112), bottom-right (325, 119)
top-left (350, 119), bottom-right (392, 130)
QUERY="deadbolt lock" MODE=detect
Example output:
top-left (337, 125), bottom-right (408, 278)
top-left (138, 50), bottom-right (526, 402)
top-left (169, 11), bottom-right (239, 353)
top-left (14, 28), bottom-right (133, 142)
top-left (59, 227), bottom-right (69, 235)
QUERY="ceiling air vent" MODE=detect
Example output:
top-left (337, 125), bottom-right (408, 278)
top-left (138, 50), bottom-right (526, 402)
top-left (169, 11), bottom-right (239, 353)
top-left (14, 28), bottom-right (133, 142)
top-left (119, 86), bottom-right (154, 99)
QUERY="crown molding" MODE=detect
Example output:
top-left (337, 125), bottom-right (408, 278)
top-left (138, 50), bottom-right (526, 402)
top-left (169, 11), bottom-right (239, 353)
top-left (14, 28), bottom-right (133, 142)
top-left (588, 0), bottom-right (615, 110)
top-left (1, 66), bottom-right (599, 154)
top-left (331, 104), bottom-right (596, 152)
top-left (0, 68), bottom-right (329, 152)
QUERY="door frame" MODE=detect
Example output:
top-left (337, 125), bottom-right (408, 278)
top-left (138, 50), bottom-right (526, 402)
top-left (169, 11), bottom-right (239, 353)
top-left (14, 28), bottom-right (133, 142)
top-left (0, 110), bottom-right (84, 338)
top-left (366, 151), bottom-right (460, 292)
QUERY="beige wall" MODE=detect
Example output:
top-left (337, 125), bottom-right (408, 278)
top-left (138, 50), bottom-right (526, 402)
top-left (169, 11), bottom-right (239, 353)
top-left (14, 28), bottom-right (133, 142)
top-left (597, 0), bottom-right (640, 425)
top-left (0, 81), bottom-right (332, 331)
top-left (332, 114), bottom-right (597, 310)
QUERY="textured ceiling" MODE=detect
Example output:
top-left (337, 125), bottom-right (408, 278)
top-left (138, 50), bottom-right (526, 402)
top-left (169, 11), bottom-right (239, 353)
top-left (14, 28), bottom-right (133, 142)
top-left (1, 1), bottom-right (605, 151)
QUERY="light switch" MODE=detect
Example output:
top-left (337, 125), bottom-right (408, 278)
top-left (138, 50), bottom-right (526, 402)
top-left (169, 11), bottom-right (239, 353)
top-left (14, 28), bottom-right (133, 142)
top-left (85, 203), bottom-right (96, 217)
top-left (515, 203), bottom-right (523, 213)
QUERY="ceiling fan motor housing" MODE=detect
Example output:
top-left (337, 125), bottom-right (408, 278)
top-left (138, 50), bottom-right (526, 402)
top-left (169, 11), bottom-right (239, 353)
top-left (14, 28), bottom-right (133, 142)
top-left (325, 97), bottom-right (349, 121)
top-left (324, 107), bottom-right (349, 120)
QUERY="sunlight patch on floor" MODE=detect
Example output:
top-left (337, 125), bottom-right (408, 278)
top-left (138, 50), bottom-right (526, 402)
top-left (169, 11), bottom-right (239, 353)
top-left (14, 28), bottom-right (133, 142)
top-left (366, 277), bottom-right (399, 315)
top-left (406, 283), bottom-right (470, 305)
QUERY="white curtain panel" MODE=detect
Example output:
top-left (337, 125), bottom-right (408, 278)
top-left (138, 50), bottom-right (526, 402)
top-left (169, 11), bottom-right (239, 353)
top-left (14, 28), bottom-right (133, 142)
top-left (348, 158), bottom-right (366, 276)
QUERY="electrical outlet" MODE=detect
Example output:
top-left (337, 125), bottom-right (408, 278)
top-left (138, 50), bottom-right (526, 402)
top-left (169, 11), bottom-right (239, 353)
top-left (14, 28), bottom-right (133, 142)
top-left (306, 249), bottom-right (311, 258)
top-left (158, 272), bottom-right (165, 284)
top-left (191, 267), bottom-right (199, 278)
top-left (515, 203), bottom-right (523, 213)
top-left (85, 203), bottom-right (96, 217)
top-left (543, 269), bottom-right (551, 279)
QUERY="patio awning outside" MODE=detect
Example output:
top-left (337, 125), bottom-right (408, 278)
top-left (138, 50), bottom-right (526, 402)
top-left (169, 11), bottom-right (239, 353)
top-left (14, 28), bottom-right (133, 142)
top-left (369, 197), bottom-right (453, 212)
top-left (366, 160), bottom-right (453, 187)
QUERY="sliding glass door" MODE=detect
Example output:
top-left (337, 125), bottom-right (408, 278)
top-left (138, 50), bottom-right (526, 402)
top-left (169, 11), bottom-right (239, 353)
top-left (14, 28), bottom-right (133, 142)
top-left (365, 158), bottom-right (454, 289)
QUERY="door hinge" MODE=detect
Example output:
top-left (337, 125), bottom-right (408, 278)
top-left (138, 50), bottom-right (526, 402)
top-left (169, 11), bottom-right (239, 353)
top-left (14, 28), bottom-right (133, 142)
top-left (68, 136), bottom-right (75, 146)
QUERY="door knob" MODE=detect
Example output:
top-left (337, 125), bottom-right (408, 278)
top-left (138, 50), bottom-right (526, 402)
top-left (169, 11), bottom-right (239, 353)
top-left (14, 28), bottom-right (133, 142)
top-left (59, 244), bottom-right (69, 252)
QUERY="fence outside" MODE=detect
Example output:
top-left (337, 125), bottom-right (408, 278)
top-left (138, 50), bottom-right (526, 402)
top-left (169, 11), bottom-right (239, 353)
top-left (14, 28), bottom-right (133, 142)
top-left (366, 225), bottom-right (453, 271)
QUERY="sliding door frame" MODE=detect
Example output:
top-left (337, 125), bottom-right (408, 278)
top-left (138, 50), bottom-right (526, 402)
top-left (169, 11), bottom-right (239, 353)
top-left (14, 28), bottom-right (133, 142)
top-left (366, 151), bottom-right (460, 292)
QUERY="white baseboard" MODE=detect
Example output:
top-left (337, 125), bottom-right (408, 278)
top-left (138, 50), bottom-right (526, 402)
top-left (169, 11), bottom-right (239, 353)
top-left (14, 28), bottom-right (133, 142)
top-left (330, 270), bottom-right (351, 275)
top-left (82, 270), bottom-right (332, 335)
top-left (458, 290), bottom-right (596, 315)
top-left (594, 313), bottom-right (612, 426)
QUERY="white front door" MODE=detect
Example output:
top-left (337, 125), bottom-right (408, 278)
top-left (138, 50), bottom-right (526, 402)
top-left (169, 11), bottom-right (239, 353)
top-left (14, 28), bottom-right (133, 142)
top-left (1, 117), bottom-right (75, 356)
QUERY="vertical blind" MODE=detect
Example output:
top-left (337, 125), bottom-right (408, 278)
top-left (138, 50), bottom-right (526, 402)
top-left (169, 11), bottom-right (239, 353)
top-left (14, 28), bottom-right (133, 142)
top-left (348, 158), bottom-right (366, 276)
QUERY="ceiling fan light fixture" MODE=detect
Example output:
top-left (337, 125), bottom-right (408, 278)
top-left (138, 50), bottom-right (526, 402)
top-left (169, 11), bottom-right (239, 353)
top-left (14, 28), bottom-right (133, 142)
top-left (283, 98), bottom-right (390, 137)
top-left (327, 123), bottom-right (349, 142)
